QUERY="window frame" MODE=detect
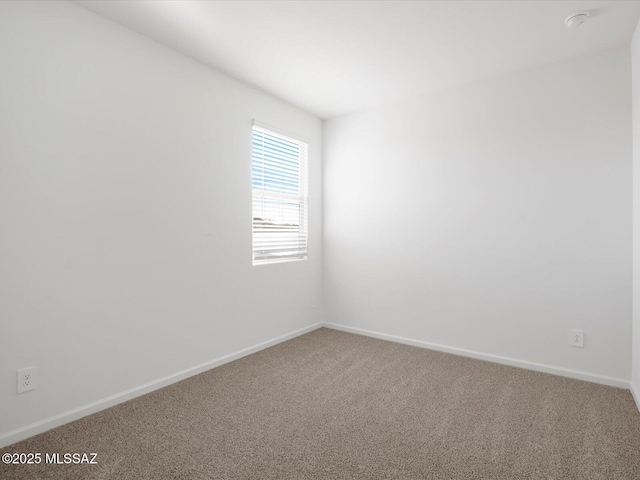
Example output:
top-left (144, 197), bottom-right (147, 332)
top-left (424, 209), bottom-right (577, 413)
top-left (251, 121), bottom-right (309, 266)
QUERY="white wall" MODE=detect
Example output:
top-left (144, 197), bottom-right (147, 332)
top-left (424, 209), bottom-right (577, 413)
top-left (324, 47), bottom-right (632, 382)
top-left (632, 22), bottom-right (640, 406)
top-left (0, 0), bottom-right (322, 443)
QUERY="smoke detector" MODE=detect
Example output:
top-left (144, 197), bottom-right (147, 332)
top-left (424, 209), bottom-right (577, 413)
top-left (565, 11), bottom-right (590, 28)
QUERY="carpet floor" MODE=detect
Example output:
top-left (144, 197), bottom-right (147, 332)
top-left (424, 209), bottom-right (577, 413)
top-left (2, 327), bottom-right (640, 479)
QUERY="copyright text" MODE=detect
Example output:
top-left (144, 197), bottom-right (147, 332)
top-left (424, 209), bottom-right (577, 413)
top-left (2, 452), bottom-right (98, 465)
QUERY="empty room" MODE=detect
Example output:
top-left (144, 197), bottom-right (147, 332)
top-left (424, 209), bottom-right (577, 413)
top-left (2, 0), bottom-right (640, 478)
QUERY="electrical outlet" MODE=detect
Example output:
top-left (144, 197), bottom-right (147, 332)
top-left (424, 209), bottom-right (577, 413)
top-left (311, 296), bottom-right (317, 309)
top-left (17, 367), bottom-right (37, 393)
top-left (570, 329), bottom-right (584, 348)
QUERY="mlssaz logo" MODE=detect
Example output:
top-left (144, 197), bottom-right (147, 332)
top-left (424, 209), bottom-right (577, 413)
top-left (45, 453), bottom-right (98, 464)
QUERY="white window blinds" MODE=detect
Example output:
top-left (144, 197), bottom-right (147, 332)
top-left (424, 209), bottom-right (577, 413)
top-left (252, 124), bottom-right (308, 264)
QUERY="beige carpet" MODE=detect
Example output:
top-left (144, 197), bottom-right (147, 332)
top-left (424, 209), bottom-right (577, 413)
top-left (2, 328), bottom-right (640, 479)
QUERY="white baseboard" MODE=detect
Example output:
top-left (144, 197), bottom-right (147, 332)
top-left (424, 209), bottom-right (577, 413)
top-left (2, 321), bottom-right (633, 448)
top-left (0, 322), bottom-right (323, 449)
top-left (631, 382), bottom-right (640, 414)
top-left (323, 322), bottom-right (630, 389)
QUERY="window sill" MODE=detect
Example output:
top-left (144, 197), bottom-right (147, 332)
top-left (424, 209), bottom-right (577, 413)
top-left (253, 256), bottom-right (307, 266)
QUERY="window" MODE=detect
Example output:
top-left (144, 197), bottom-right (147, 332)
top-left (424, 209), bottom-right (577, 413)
top-left (252, 123), bottom-right (308, 264)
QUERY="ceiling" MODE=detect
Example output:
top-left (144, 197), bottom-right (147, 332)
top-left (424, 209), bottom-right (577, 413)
top-left (74, 1), bottom-right (640, 119)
